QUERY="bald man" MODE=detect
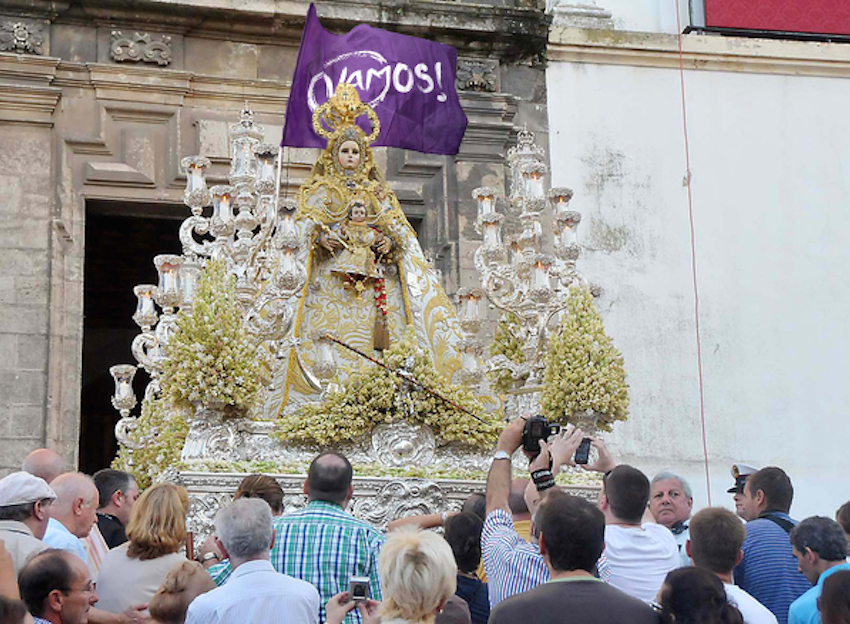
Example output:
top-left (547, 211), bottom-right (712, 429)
top-left (43, 473), bottom-right (99, 568)
top-left (22, 449), bottom-right (66, 484)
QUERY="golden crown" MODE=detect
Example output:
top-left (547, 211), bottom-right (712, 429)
top-left (312, 83), bottom-right (380, 144)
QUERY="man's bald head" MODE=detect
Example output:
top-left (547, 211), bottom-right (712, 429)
top-left (50, 473), bottom-right (98, 537)
top-left (22, 449), bottom-right (65, 484)
top-left (306, 452), bottom-right (353, 506)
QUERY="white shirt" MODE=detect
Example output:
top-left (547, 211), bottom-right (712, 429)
top-left (43, 518), bottom-right (89, 570)
top-left (604, 523), bottom-right (680, 603)
top-left (725, 583), bottom-right (779, 624)
top-left (186, 559), bottom-right (320, 624)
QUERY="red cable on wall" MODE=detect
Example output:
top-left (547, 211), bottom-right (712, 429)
top-left (674, 0), bottom-right (712, 505)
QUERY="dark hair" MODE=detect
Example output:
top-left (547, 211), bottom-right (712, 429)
top-left (603, 465), bottom-right (650, 524)
top-left (820, 570), bottom-right (850, 624)
top-left (306, 452), bottom-right (353, 506)
top-left (0, 502), bottom-right (37, 523)
top-left (443, 512), bottom-right (483, 574)
top-left (660, 567), bottom-right (744, 624)
top-left (93, 469), bottom-right (134, 510)
top-left (0, 596), bottom-right (27, 624)
top-left (18, 549), bottom-right (76, 617)
top-left (689, 507), bottom-right (746, 574)
top-left (836, 501), bottom-right (850, 535)
top-left (746, 466), bottom-right (793, 513)
top-left (790, 517), bottom-right (849, 562)
top-left (536, 491), bottom-right (605, 573)
top-left (461, 493), bottom-right (486, 521)
top-left (235, 474), bottom-right (284, 514)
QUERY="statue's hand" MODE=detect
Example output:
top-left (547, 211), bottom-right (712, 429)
top-left (319, 231), bottom-right (343, 252)
top-left (373, 233), bottom-right (392, 255)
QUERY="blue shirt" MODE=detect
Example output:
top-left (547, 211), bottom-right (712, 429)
top-left (43, 518), bottom-right (89, 569)
top-left (735, 514), bottom-right (810, 624)
top-left (186, 559), bottom-right (319, 624)
top-left (456, 574), bottom-right (490, 624)
top-left (788, 562), bottom-right (850, 624)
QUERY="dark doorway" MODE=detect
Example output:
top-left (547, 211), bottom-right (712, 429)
top-left (79, 201), bottom-right (183, 475)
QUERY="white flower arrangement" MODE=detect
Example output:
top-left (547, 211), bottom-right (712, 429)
top-left (160, 259), bottom-right (267, 416)
top-left (540, 285), bottom-right (629, 431)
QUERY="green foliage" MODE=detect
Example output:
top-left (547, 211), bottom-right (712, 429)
top-left (540, 285), bottom-right (629, 431)
top-left (112, 393), bottom-right (189, 490)
top-left (160, 259), bottom-right (266, 416)
top-left (488, 311), bottom-right (525, 393)
top-left (274, 328), bottom-right (501, 449)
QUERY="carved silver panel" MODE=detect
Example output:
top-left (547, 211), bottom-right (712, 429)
top-left (371, 422), bottom-right (436, 467)
top-left (174, 470), bottom-right (601, 552)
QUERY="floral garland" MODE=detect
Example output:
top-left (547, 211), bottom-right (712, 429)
top-left (112, 393), bottom-right (189, 490)
top-left (273, 327), bottom-right (501, 449)
top-left (540, 285), bottom-right (629, 431)
top-left (488, 311), bottom-right (526, 393)
top-left (160, 259), bottom-right (267, 416)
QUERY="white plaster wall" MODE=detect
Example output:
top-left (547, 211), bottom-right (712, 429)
top-left (547, 60), bottom-right (850, 520)
top-left (563, 0), bottom-right (688, 34)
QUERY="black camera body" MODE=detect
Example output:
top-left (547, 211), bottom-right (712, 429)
top-left (522, 416), bottom-right (561, 453)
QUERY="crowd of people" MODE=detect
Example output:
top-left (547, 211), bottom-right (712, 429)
top-left (0, 420), bottom-right (847, 624)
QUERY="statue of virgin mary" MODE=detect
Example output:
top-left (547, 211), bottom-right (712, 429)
top-left (267, 83), bottom-right (467, 413)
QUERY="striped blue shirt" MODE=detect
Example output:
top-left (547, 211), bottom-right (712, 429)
top-left (482, 509), bottom-right (610, 607)
top-left (208, 501), bottom-right (383, 623)
top-left (734, 514), bottom-right (810, 624)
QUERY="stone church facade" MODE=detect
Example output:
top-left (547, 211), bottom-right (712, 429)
top-left (0, 0), bottom-right (549, 472)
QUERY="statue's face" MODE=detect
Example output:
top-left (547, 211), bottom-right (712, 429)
top-left (350, 204), bottom-right (367, 221)
top-left (338, 140), bottom-right (361, 170)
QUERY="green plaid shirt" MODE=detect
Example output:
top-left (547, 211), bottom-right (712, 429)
top-left (208, 500), bottom-right (384, 623)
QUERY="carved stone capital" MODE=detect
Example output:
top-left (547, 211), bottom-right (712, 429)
top-left (549, 2), bottom-right (614, 29)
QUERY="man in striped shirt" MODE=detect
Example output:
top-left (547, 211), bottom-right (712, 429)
top-left (734, 467), bottom-right (810, 624)
top-left (208, 452), bottom-right (384, 623)
top-left (482, 419), bottom-right (610, 607)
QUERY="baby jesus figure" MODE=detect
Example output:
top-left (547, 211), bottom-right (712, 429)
top-left (325, 200), bottom-right (392, 295)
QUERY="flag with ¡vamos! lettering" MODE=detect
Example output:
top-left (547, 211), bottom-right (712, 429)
top-left (281, 4), bottom-right (468, 155)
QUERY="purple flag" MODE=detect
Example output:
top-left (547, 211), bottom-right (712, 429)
top-left (281, 4), bottom-right (468, 155)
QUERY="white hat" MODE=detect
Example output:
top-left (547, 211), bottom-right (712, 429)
top-left (0, 472), bottom-right (57, 507)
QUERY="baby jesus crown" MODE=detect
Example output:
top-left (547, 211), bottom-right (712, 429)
top-left (312, 83), bottom-right (380, 144)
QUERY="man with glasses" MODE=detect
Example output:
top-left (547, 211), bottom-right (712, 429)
top-left (19, 548), bottom-right (98, 624)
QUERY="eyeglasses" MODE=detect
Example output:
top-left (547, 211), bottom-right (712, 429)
top-left (59, 583), bottom-right (95, 596)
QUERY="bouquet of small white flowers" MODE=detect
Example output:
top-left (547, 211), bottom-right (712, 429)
top-left (540, 285), bottom-right (629, 431)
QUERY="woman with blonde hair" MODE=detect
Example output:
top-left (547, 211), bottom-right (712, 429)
top-left (94, 483), bottom-right (189, 614)
top-left (149, 560), bottom-right (215, 624)
top-left (327, 528), bottom-right (460, 624)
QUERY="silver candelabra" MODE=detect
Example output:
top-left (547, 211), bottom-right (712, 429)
top-left (458, 128), bottom-right (586, 418)
top-left (109, 109), bottom-right (308, 450)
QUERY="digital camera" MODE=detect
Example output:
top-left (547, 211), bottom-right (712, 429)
top-left (349, 576), bottom-right (370, 603)
top-left (521, 416), bottom-right (561, 454)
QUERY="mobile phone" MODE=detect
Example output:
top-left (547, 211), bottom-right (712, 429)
top-left (574, 437), bottom-right (591, 465)
top-left (349, 576), bottom-right (370, 602)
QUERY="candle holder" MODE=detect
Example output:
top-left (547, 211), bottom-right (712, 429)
top-left (456, 287), bottom-right (485, 334)
top-left (153, 254), bottom-right (183, 312)
top-left (109, 364), bottom-right (138, 416)
top-left (132, 284), bottom-right (158, 331)
top-left (181, 156), bottom-right (212, 216)
top-left (253, 144), bottom-right (279, 196)
top-left (179, 259), bottom-right (202, 310)
top-left (209, 185), bottom-right (235, 239)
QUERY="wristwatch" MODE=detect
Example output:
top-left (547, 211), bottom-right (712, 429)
top-left (201, 552), bottom-right (220, 563)
top-left (493, 450), bottom-right (512, 461)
